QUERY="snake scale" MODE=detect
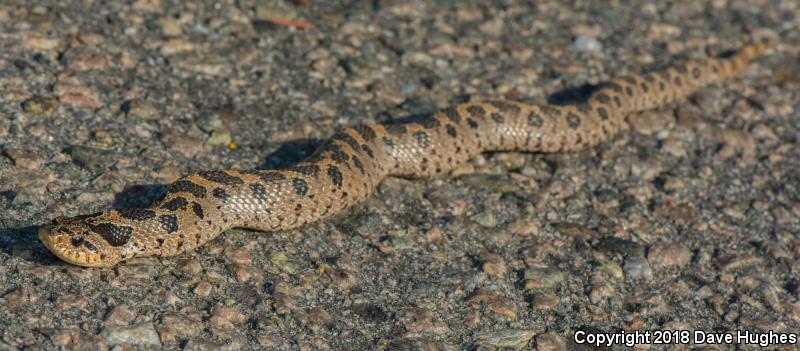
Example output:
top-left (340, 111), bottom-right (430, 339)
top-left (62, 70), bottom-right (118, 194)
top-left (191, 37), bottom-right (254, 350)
top-left (39, 44), bottom-right (772, 267)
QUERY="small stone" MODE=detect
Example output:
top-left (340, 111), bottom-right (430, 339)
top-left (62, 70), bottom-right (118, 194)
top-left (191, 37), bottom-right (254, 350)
top-left (66, 145), bottom-right (115, 172)
top-left (158, 16), bottom-right (183, 36)
top-left (481, 253), bottom-right (507, 277)
top-left (193, 281), bottom-right (213, 297)
top-left (572, 35), bottom-right (602, 52)
top-left (269, 251), bottom-right (298, 275)
top-left (648, 242), bottom-right (692, 268)
top-left (209, 305), bottom-right (245, 335)
top-left (23, 34), bottom-right (61, 51)
top-left (531, 292), bottom-right (559, 310)
top-left (162, 131), bottom-right (204, 158)
top-left (123, 99), bottom-right (160, 120)
top-left (156, 312), bottom-right (204, 343)
top-left (325, 267), bottom-right (357, 291)
top-left (55, 76), bottom-right (103, 110)
top-left (535, 332), bottom-right (567, 351)
top-left (523, 267), bottom-right (565, 289)
top-left (104, 304), bottom-right (136, 326)
top-left (3, 148), bottom-right (45, 171)
top-left (55, 294), bottom-right (88, 310)
top-left (399, 308), bottom-right (450, 338)
top-left (472, 211), bottom-right (497, 228)
top-left (661, 137), bottom-right (687, 158)
top-left (178, 259), bottom-right (203, 275)
top-left (598, 259), bottom-right (624, 279)
top-left (474, 329), bottom-right (536, 349)
top-left (224, 247), bottom-right (253, 265)
top-left (425, 227), bottom-right (443, 241)
top-left (488, 301), bottom-right (517, 319)
top-left (622, 254), bottom-right (652, 280)
top-left (64, 48), bottom-right (108, 71)
top-left (714, 253), bottom-right (759, 271)
top-left (21, 96), bottom-right (58, 115)
top-left (235, 264), bottom-right (263, 284)
top-left (207, 130), bottom-right (232, 147)
top-left (100, 322), bottom-right (161, 347)
top-left (509, 218), bottom-right (540, 235)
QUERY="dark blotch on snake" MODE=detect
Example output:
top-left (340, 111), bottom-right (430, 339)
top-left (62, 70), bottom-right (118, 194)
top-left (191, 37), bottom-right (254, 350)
top-left (292, 178), bottom-right (309, 196)
top-left (385, 124), bottom-right (407, 135)
top-left (491, 113), bottom-right (504, 124)
top-left (354, 125), bottom-right (377, 141)
top-left (440, 107), bottom-right (461, 122)
top-left (191, 202), bottom-right (204, 219)
top-left (198, 170), bottom-right (244, 185)
top-left (414, 131), bottom-right (431, 149)
top-left (212, 188), bottom-right (230, 202)
top-left (290, 164), bottom-right (321, 176)
top-left (332, 132), bottom-right (360, 150)
top-left (446, 124), bottom-right (458, 137)
top-left (327, 165), bottom-right (343, 188)
top-left (167, 180), bottom-right (207, 199)
top-left (250, 183), bottom-right (268, 203)
top-left (117, 208), bottom-right (156, 221)
top-left (527, 112), bottom-right (544, 127)
top-left (159, 215), bottom-right (179, 234)
top-left (87, 223), bottom-right (133, 247)
top-left (566, 113), bottom-right (581, 129)
top-left (419, 117), bottom-right (441, 129)
top-left (161, 197), bottom-right (189, 211)
top-left (352, 156), bottom-right (364, 173)
top-left (466, 105), bottom-right (486, 118)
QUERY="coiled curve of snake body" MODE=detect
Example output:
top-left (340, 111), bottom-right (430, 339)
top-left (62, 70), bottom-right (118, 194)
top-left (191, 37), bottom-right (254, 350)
top-left (39, 44), bottom-right (772, 267)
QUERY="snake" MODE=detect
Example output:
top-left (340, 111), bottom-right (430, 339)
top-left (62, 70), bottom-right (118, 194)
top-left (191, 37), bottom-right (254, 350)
top-left (39, 43), bottom-right (773, 267)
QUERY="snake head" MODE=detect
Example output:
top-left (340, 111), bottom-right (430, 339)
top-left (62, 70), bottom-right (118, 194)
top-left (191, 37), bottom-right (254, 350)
top-left (39, 214), bottom-right (123, 268)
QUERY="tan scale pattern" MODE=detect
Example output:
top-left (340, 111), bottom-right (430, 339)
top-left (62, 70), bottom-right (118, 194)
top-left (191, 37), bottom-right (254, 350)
top-left (39, 44), bottom-right (773, 267)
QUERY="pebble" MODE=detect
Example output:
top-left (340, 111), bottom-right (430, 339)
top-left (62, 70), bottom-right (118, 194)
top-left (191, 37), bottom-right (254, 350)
top-left (622, 254), bottom-right (652, 280)
top-left (100, 322), bottom-right (161, 347)
top-left (535, 332), bottom-right (567, 351)
top-left (156, 312), bottom-right (204, 343)
top-left (480, 252), bottom-right (508, 277)
top-left (509, 217), bottom-right (540, 236)
top-left (193, 281), bottom-right (213, 297)
top-left (54, 76), bottom-right (104, 110)
top-left (104, 304), bottom-right (136, 326)
top-left (399, 308), bottom-right (450, 338)
top-left (209, 305), bottom-right (246, 336)
top-left (123, 99), bottom-right (160, 120)
top-left (324, 266), bottom-right (358, 291)
top-left (571, 35), bottom-right (602, 52)
top-left (161, 131), bottom-right (204, 158)
top-left (474, 328), bottom-right (536, 349)
top-left (471, 211), bottom-right (497, 228)
top-left (714, 253), bottom-right (760, 271)
top-left (648, 242), bottom-right (692, 268)
top-left (3, 148), bottom-right (45, 171)
top-left (55, 294), bottom-right (88, 310)
top-left (20, 96), bottom-right (58, 115)
top-left (63, 48), bottom-right (108, 71)
top-left (223, 247), bottom-right (253, 265)
top-left (66, 145), bottom-right (116, 172)
top-left (523, 267), bottom-right (565, 289)
top-left (531, 292), bottom-right (559, 310)
top-left (269, 251), bottom-right (298, 275)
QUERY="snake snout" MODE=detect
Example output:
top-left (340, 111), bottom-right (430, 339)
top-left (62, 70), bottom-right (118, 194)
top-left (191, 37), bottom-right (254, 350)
top-left (38, 221), bottom-right (121, 268)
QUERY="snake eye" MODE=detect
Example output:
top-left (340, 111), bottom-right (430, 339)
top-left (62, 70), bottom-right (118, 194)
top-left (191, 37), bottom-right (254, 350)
top-left (70, 236), bottom-right (84, 247)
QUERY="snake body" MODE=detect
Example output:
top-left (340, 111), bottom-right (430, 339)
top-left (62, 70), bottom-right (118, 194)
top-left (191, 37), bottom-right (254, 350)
top-left (40, 44), bottom-right (772, 267)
